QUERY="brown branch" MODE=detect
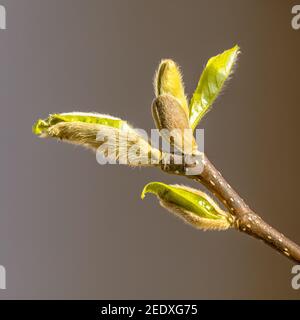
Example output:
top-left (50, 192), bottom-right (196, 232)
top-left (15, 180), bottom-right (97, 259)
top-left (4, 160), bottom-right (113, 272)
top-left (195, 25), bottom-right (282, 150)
top-left (191, 154), bottom-right (300, 263)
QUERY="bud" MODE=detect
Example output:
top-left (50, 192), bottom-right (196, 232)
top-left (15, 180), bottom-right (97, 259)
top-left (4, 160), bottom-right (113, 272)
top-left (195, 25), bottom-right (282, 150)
top-left (141, 182), bottom-right (233, 230)
top-left (151, 94), bottom-right (197, 154)
top-left (154, 59), bottom-right (189, 116)
top-left (32, 112), bottom-right (162, 166)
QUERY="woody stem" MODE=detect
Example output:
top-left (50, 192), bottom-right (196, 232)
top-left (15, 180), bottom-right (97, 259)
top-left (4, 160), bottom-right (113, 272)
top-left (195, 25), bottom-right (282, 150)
top-left (191, 154), bottom-right (300, 263)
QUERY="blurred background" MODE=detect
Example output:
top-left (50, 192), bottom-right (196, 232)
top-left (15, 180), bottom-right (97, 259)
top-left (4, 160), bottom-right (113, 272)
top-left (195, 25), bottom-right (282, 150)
top-left (0, 0), bottom-right (299, 299)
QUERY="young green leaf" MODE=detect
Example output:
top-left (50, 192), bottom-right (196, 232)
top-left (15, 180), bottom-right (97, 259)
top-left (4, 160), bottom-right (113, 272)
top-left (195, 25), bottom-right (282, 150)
top-left (189, 45), bottom-right (240, 130)
top-left (154, 59), bottom-right (189, 117)
top-left (141, 182), bottom-right (233, 230)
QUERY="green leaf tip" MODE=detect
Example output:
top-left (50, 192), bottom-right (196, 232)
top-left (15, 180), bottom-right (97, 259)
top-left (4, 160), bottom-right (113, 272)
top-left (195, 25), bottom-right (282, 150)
top-left (141, 182), bottom-right (233, 230)
top-left (141, 182), bottom-right (168, 200)
top-left (32, 119), bottom-right (49, 135)
top-left (189, 45), bottom-right (240, 130)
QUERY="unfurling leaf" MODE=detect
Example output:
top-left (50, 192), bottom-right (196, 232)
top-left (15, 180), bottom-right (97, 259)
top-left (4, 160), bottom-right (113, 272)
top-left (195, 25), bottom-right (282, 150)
top-left (32, 112), bottom-right (161, 166)
top-left (189, 45), bottom-right (240, 130)
top-left (151, 94), bottom-right (197, 154)
top-left (32, 112), bottom-right (129, 149)
top-left (32, 112), bottom-right (125, 136)
top-left (154, 59), bottom-right (189, 116)
top-left (141, 182), bottom-right (233, 230)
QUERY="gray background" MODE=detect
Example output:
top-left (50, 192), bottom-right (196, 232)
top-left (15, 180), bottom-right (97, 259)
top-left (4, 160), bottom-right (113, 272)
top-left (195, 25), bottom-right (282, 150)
top-left (0, 0), bottom-right (299, 299)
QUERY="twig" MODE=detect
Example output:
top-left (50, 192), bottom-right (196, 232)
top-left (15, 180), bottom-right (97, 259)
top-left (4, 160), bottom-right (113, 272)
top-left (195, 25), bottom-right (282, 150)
top-left (192, 154), bottom-right (300, 263)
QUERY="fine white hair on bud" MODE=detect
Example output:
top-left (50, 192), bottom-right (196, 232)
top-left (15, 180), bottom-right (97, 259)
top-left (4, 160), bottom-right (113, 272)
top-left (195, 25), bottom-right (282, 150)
top-left (160, 200), bottom-right (232, 231)
top-left (96, 125), bottom-right (161, 167)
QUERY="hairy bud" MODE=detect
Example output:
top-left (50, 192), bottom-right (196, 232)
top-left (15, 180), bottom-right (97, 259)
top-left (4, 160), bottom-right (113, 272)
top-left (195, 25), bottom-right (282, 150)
top-left (154, 59), bottom-right (189, 116)
top-left (152, 94), bottom-right (197, 154)
top-left (142, 182), bottom-right (233, 230)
